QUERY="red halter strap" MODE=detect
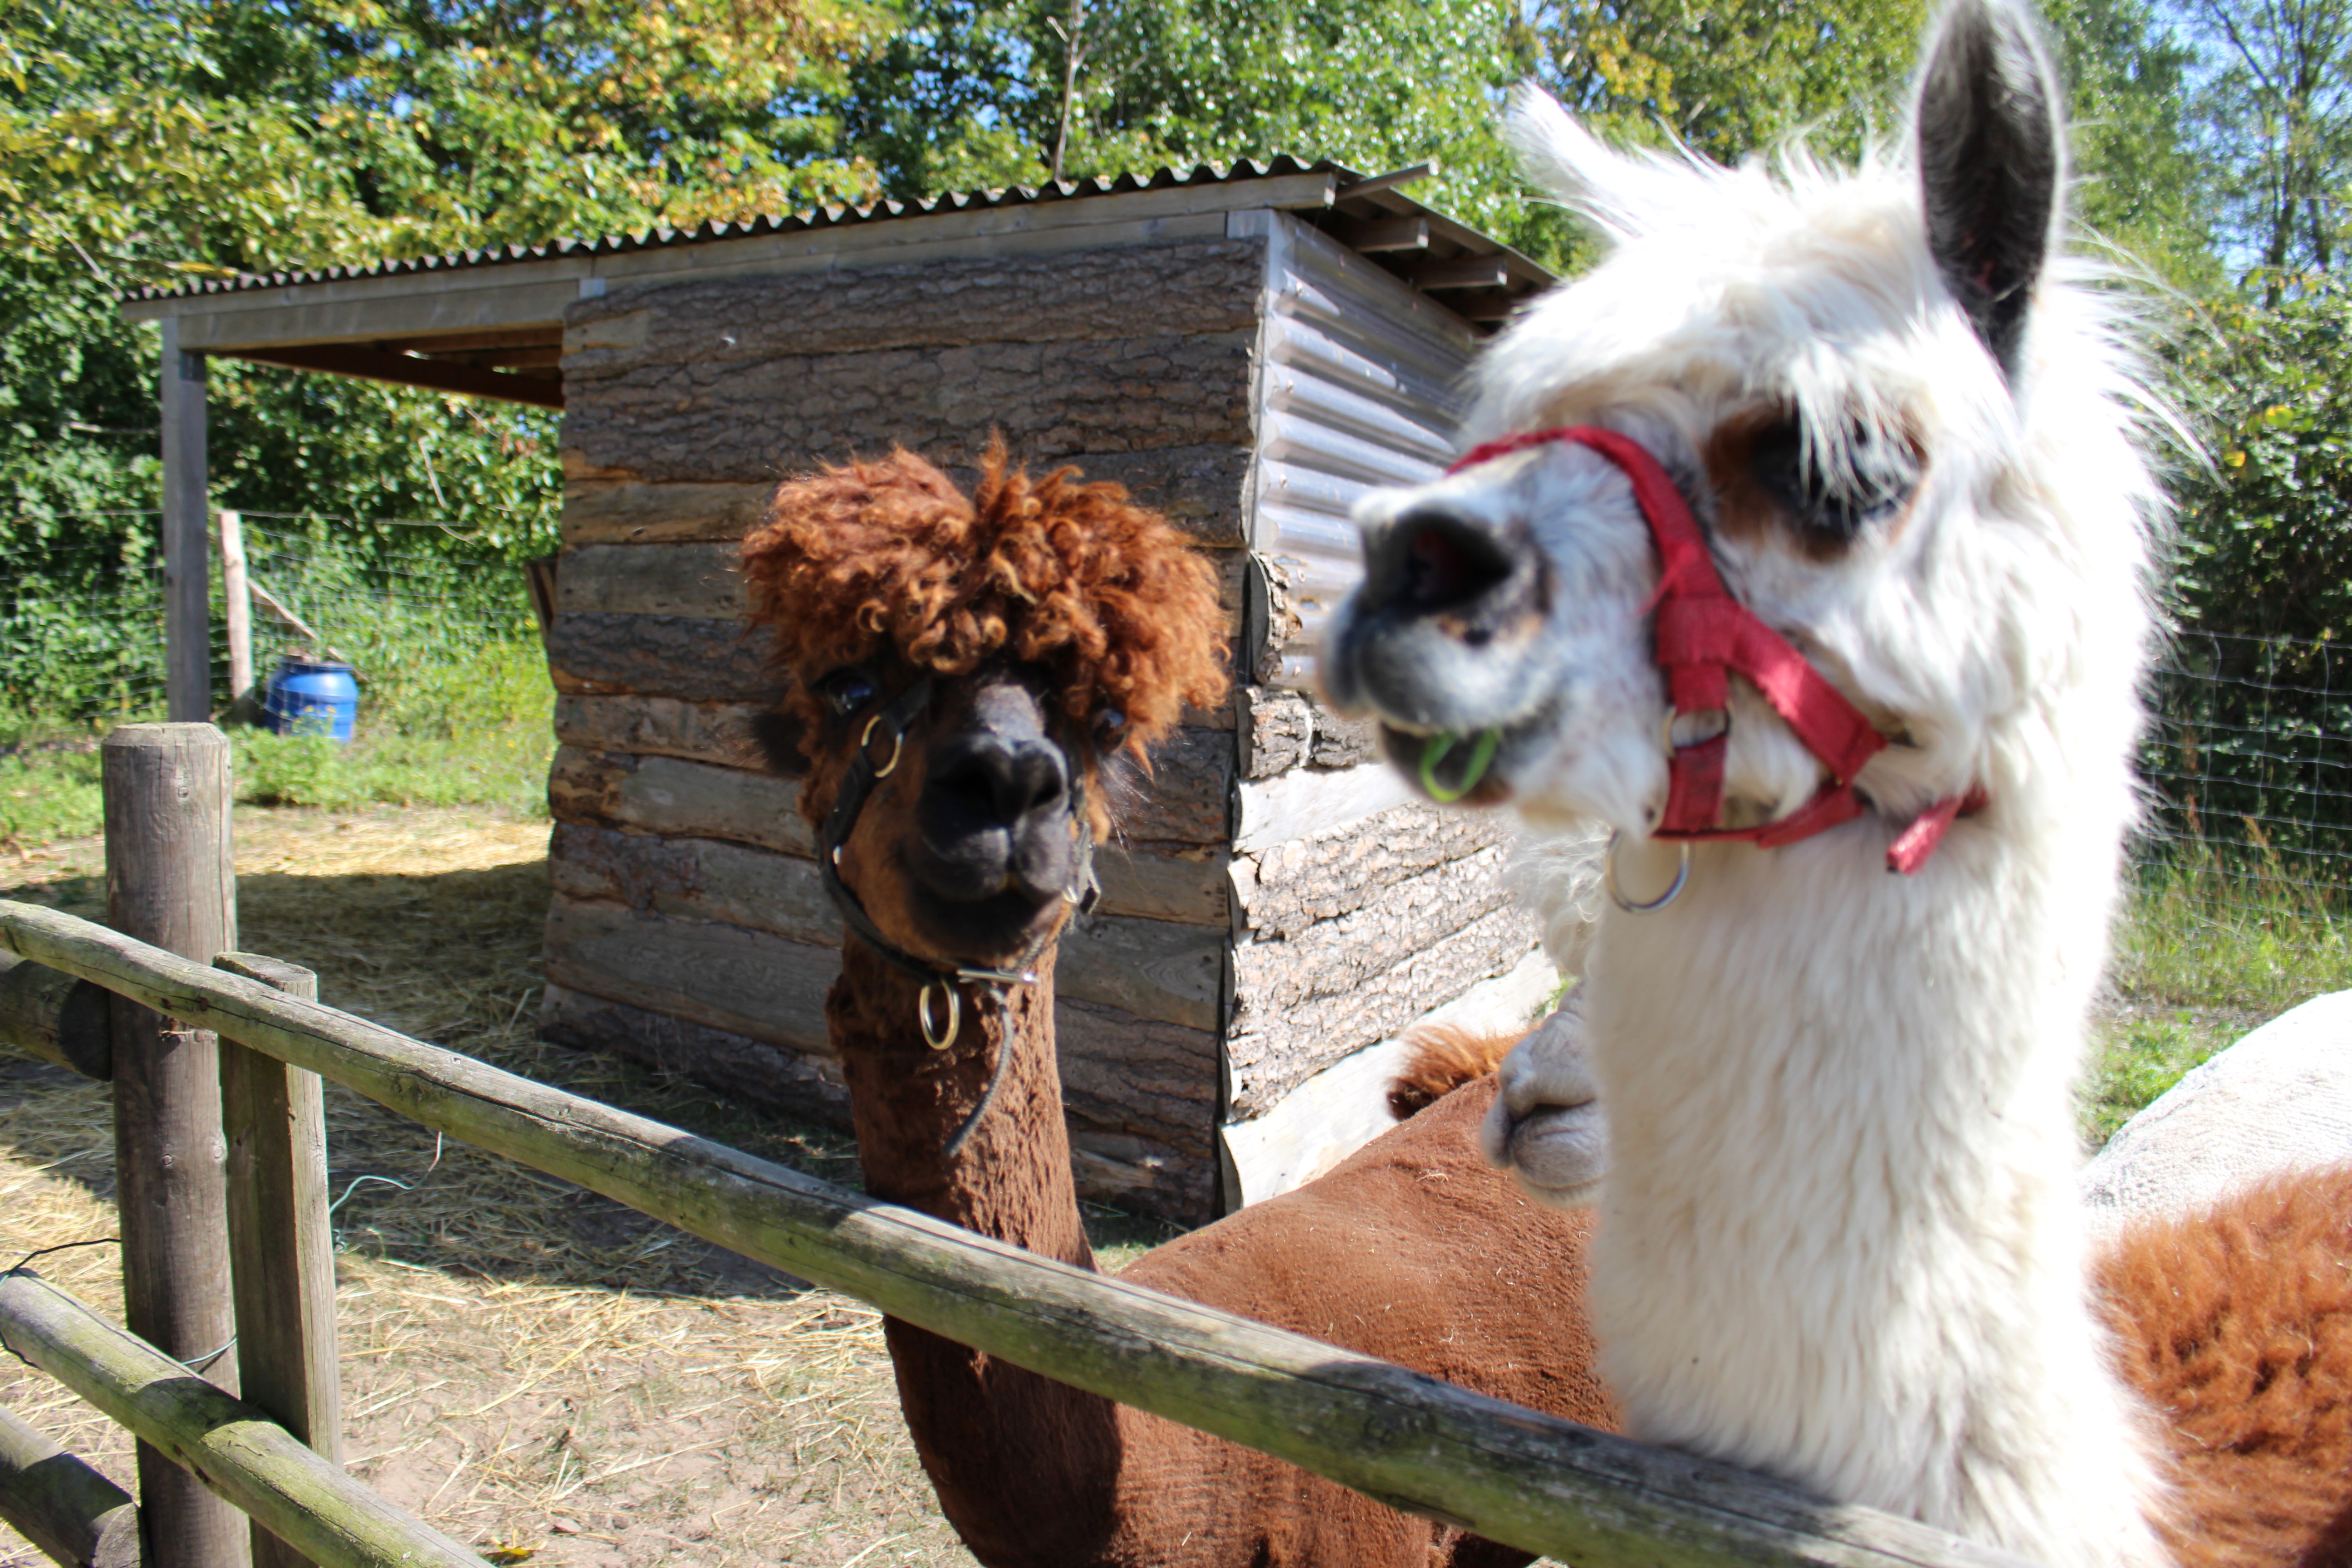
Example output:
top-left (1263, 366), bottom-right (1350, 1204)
top-left (1446, 426), bottom-right (1971, 874)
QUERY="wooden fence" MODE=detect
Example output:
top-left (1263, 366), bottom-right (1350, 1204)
top-left (0, 724), bottom-right (2033, 1568)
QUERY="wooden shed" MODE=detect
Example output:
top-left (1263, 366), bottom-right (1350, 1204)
top-left (119, 161), bottom-right (1561, 1225)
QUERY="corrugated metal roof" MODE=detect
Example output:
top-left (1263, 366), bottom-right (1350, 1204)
top-left (121, 155), bottom-right (1366, 304)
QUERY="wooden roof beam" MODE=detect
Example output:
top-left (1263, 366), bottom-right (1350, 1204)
top-left (226, 344), bottom-right (564, 409)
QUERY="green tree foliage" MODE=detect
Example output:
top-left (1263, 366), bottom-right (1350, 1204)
top-left (0, 0), bottom-right (884, 588)
top-left (834, 0), bottom-right (1552, 256)
top-left (2167, 278), bottom-right (2352, 640)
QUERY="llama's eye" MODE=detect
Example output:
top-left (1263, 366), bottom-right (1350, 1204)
top-left (1093, 707), bottom-right (1127, 747)
top-left (1749, 418), bottom-right (1917, 544)
top-left (816, 668), bottom-right (878, 718)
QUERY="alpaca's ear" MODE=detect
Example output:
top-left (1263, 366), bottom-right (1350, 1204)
top-left (1506, 84), bottom-right (1677, 242)
top-left (1913, 0), bottom-right (2064, 382)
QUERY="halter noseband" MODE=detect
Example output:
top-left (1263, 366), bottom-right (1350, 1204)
top-left (1445, 426), bottom-right (1979, 887)
top-left (817, 674), bottom-right (1102, 1158)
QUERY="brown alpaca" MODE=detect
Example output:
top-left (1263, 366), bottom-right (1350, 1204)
top-left (2094, 1165), bottom-right (2352, 1568)
top-left (740, 445), bottom-right (1617, 1568)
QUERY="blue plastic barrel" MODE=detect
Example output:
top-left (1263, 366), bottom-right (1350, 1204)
top-left (262, 657), bottom-right (359, 742)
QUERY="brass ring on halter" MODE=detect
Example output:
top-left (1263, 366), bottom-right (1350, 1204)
top-left (918, 981), bottom-right (960, 1050)
top-left (1606, 830), bottom-right (1691, 915)
top-left (861, 714), bottom-right (906, 780)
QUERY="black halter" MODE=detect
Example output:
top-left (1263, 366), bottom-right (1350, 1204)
top-left (817, 675), bottom-right (1102, 1159)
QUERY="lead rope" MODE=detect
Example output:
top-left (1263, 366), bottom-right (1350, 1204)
top-left (816, 676), bottom-right (1102, 1160)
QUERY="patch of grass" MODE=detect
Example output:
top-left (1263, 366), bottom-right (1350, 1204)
top-left (2082, 1009), bottom-right (2234, 1146)
top-left (0, 639), bottom-right (554, 847)
top-left (2114, 853), bottom-right (2352, 1014)
top-left (0, 738), bottom-right (102, 849)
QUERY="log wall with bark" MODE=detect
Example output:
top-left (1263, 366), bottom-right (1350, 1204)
top-left (542, 236), bottom-right (1262, 1223)
top-left (538, 218), bottom-right (1548, 1221)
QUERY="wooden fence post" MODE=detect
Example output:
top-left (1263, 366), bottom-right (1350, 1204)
top-left (218, 511), bottom-right (254, 720)
top-left (160, 320), bottom-right (211, 725)
top-left (216, 954), bottom-right (339, 1568)
top-left (103, 723), bottom-right (248, 1568)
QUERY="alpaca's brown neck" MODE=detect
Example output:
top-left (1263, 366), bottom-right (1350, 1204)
top-left (829, 939), bottom-right (1126, 1567)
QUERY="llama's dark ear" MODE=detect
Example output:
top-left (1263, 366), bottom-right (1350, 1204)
top-left (750, 704), bottom-right (808, 777)
top-left (1913, 0), bottom-right (2064, 382)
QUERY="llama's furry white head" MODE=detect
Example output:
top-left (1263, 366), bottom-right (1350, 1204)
top-left (1324, 0), bottom-right (2165, 868)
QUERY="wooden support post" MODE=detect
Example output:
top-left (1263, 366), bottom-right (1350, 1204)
top-left (217, 511), bottom-right (253, 720)
top-left (0, 1400), bottom-right (141, 1567)
top-left (215, 954), bottom-right (338, 1568)
top-left (160, 320), bottom-right (210, 725)
top-left (101, 724), bottom-right (246, 1568)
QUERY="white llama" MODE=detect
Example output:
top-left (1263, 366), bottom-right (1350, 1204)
top-left (1326, 0), bottom-right (2178, 1562)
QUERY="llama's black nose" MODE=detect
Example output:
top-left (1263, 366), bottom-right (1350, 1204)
top-left (1365, 507), bottom-right (1518, 618)
top-left (925, 734), bottom-right (1067, 827)
top-left (1326, 498), bottom-right (1551, 733)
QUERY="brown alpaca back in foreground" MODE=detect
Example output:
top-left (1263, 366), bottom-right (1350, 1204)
top-left (1100, 1074), bottom-right (1617, 1566)
top-left (2097, 1164), bottom-right (2352, 1568)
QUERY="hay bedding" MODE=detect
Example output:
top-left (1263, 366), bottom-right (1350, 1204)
top-left (0, 805), bottom-right (983, 1567)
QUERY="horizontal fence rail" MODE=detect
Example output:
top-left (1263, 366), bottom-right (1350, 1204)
top-left (0, 897), bottom-right (2035, 1568)
top-left (0, 1272), bottom-right (478, 1568)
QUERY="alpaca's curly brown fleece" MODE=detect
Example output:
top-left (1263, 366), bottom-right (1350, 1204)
top-left (740, 440), bottom-right (1229, 772)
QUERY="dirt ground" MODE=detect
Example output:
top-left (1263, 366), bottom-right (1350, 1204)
top-left (0, 804), bottom-right (1068, 1567)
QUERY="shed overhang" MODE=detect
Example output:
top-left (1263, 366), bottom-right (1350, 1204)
top-left (116, 160), bottom-right (1553, 410)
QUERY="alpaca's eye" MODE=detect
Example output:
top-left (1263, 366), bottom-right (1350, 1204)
top-left (1093, 707), bottom-right (1127, 747)
top-left (1750, 418), bottom-right (1917, 544)
top-left (817, 668), bottom-right (878, 718)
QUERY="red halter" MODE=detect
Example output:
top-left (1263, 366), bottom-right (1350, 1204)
top-left (1445, 426), bottom-right (1973, 875)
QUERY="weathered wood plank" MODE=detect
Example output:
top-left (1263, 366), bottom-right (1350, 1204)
top-left (1226, 904), bottom-right (1543, 1119)
top-left (1234, 842), bottom-right (1516, 1001)
top-left (546, 748), bottom-right (814, 859)
top-left (1220, 951), bottom-right (1556, 1210)
top-left (0, 1400), bottom-right (140, 1568)
top-left (0, 950), bottom-right (111, 1080)
top-left (557, 543), bottom-right (743, 619)
top-left (564, 241), bottom-right (1264, 382)
top-left (561, 329), bottom-right (1258, 485)
top-left (1234, 755), bottom-right (1415, 853)
top-left (540, 983), bottom-right (1218, 1223)
top-left (543, 613), bottom-right (780, 703)
top-left (100, 723), bottom-right (244, 1568)
top-left (0, 1271), bottom-right (478, 1568)
top-left (549, 826), bottom-right (1228, 1014)
top-left (539, 980), bottom-right (852, 1124)
top-left (214, 954), bottom-right (340, 1568)
top-left (550, 695), bottom-right (779, 773)
top-left (1233, 800), bottom-right (1514, 941)
top-left (541, 894), bottom-right (838, 1060)
top-left (562, 479), bottom-right (776, 548)
top-left (561, 444), bottom-right (1253, 551)
top-left (0, 898), bottom-right (2039, 1568)
top-left (543, 549), bottom-right (1240, 701)
top-left (550, 735), bottom-right (1231, 856)
top-left (1099, 727), bottom-right (1234, 846)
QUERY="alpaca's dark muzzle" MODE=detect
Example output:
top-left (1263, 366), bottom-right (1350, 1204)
top-left (911, 684), bottom-right (1081, 908)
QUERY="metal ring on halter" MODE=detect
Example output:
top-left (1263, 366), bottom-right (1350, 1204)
top-left (1661, 706), bottom-right (1731, 753)
top-left (859, 714), bottom-right (906, 780)
top-left (918, 981), bottom-right (960, 1050)
top-left (1606, 831), bottom-right (1691, 914)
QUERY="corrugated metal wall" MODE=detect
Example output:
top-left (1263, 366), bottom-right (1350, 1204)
top-left (1233, 211), bottom-right (1479, 688)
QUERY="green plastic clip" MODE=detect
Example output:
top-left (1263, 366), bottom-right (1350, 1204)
top-left (1420, 729), bottom-right (1500, 803)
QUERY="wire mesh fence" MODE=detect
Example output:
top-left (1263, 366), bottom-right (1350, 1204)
top-left (2136, 631), bottom-right (2352, 909)
top-left (2, 512), bottom-right (541, 733)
